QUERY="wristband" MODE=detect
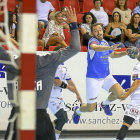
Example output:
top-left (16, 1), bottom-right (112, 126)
top-left (69, 22), bottom-right (78, 31)
top-left (60, 81), bottom-right (67, 88)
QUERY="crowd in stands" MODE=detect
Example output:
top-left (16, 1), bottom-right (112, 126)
top-left (0, 0), bottom-right (140, 51)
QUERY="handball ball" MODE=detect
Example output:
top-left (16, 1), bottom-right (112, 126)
top-left (127, 47), bottom-right (139, 59)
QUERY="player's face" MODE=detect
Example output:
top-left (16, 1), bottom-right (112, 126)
top-left (92, 25), bottom-right (103, 40)
top-left (56, 13), bottom-right (63, 24)
top-left (114, 13), bottom-right (119, 22)
top-left (85, 15), bottom-right (93, 24)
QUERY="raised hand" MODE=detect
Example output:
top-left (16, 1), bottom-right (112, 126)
top-left (65, 6), bottom-right (77, 24)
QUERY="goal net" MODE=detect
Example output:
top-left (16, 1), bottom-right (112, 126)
top-left (0, 0), bottom-right (37, 140)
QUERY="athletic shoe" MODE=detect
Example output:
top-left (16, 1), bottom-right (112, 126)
top-left (100, 102), bottom-right (112, 116)
top-left (72, 106), bottom-right (80, 124)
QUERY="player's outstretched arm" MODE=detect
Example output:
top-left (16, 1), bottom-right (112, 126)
top-left (37, 6), bottom-right (81, 68)
top-left (119, 79), bottom-right (140, 101)
top-left (109, 50), bottom-right (127, 58)
top-left (90, 43), bottom-right (121, 52)
top-left (67, 79), bottom-right (82, 104)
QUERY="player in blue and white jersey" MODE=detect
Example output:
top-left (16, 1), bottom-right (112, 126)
top-left (116, 55), bottom-right (140, 140)
top-left (48, 46), bottom-right (82, 140)
top-left (73, 23), bottom-right (128, 124)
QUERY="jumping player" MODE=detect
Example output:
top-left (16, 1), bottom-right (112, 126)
top-left (48, 46), bottom-right (82, 140)
top-left (116, 55), bottom-right (140, 140)
top-left (73, 23), bottom-right (128, 124)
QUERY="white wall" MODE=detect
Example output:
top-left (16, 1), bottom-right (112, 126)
top-left (0, 52), bottom-right (139, 131)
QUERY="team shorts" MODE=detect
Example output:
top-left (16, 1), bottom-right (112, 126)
top-left (124, 98), bottom-right (140, 122)
top-left (36, 109), bottom-right (56, 140)
top-left (86, 74), bottom-right (118, 104)
top-left (48, 97), bottom-right (67, 115)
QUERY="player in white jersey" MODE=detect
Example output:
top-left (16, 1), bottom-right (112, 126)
top-left (116, 56), bottom-right (140, 140)
top-left (48, 46), bottom-right (82, 140)
top-left (73, 23), bottom-right (128, 124)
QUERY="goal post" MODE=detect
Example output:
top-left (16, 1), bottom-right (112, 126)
top-left (17, 0), bottom-right (37, 140)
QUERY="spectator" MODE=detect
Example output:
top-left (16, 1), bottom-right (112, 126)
top-left (80, 12), bottom-right (97, 46)
top-left (113, 0), bottom-right (131, 26)
top-left (14, 5), bottom-right (20, 40)
top-left (37, 0), bottom-right (56, 29)
top-left (133, 0), bottom-right (140, 14)
top-left (124, 13), bottom-right (140, 48)
top-left (41, 11), bottom-right (68, 49)
top-left (61, 7), bottom-right (69, 29)
top-left (104, 12), bottom-right (127, 48)
top-left (90, 0), bottom-right (109, 29)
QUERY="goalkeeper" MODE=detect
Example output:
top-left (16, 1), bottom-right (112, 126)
top-left (0, 7), bottom-right (81, 140)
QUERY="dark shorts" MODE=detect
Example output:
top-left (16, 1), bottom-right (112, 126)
top-left (36, 109), bottom-right (56, 140)
top-left (5, 108), bottom-right (55, 140)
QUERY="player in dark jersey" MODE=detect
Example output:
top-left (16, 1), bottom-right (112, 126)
top-left (0, 7), bottom-right (81, 140)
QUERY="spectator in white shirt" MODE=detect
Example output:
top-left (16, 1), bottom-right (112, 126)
top-left (90, 0), bottom-right (109, 29)
top-left (37, 0), bottom-right (56, 28)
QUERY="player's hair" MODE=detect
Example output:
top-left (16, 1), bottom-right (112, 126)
top-left (91, 23), bottom-right (103, 33)
top-left (53, 46), bottom-right (63, 51)
top-left (112, 12), bottom-right (121, 22)
top-left (130, 13), bottom-right (140, 25)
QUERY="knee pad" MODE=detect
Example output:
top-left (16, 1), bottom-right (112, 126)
top-left (55, 109), bottom-right (68, 131)
top-left (123, 115), bottom-right (135, 126)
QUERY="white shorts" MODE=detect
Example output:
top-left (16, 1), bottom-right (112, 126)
top-left (48, 97), bottom-right (67, 115)
top-left (86, 75), bottom-right (118, 104)
top-left (124, 99), bottom-right (140, 122)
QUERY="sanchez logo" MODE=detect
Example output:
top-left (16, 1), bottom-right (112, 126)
top-left (113, 75), bottom-right (131, 89)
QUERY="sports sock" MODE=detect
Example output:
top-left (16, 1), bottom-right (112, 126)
top-left (116, 125), bottom-right (128, 140)
top-left (55, 133), bottom-right (60, 140)
top-left (76, 108), bottom-right (82, 115)
top-left (103, 98), bottom-right (111, 105)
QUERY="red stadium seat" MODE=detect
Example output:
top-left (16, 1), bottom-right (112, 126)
top-left (7, 0), bottom-right (19, 13)
top-left (81, 46), bottom-right (87, 52)
top-left (63, 0), bottom-right (80, 13)
top-left (127, 0), bottom-right (137, 11)
top-left (37, 46), bottom-right (43, 51)
top-left (63, 29), bottom-right (71, 46)
top-left (47, 0), bottom-right (61, 11)
top-left (39, 28), bottom-right (46, 40)
top-left (49, 46), bottom-right (56, 51)
top-left (82, 0), bottom-right (95, 13)
top-left (102, 0), bottom-right (116, 15)
top-left (77, 13), bottom-right (84, 23)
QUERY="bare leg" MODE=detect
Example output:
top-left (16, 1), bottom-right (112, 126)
top-left (108, 83), bottom-right (124, 102)
top-left (46, 36), bottom-right (68, 47)
top-left (80, 103), bottom-right (97, 112)
top-left (38, 40), bottom-right (45, 49)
